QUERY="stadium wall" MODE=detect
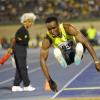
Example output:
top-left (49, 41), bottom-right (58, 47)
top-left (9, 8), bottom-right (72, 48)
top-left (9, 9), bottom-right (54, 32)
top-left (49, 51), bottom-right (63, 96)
top-left (0, 21), bottom-right (100, 38)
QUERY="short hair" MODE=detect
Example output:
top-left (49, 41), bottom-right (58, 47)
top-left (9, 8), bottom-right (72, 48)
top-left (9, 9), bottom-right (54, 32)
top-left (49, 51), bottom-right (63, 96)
top-left (45, 16), bottom-right (58, 23)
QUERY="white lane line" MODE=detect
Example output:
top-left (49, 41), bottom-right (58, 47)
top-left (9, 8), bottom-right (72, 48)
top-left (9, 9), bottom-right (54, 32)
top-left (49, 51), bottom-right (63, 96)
top-left (64, 86), bottom-right (100, 90)
top-left (0, 78), bottom-right (14, 85)
top-left (51, 61), bottom-right (93, 99)
top-left (0, 61), bottom-right (56, 85)
top-left (0, 59), bottom-right (39, 73)
top-left (0, 67), bottom-right (12, 73)
top-left (0, 67), bottom-right (40, 85)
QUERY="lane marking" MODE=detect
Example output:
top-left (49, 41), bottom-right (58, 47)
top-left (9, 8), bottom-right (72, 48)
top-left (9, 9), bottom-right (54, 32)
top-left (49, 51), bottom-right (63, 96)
top-left (51, 61), bottom-right (93, 99)
top-left (0, 78), bottom-right (14, 85)
top-left (0, 67), bottom-right (12, 73)
top-left (0, 59), bottom-right (39, 73)
top-left (64, 86), bottom-right (100, 91)
top-left (0, 61), bottom-right (56, 85)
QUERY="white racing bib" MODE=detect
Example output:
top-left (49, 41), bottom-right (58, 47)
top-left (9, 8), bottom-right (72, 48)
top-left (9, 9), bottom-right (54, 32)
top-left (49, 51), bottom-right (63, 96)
top-left (58, 40), bottom-right (73, 51)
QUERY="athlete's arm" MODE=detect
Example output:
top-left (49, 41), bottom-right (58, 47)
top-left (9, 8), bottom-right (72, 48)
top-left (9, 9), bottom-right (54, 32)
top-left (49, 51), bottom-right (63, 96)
top-left (64, 24), bottom-right (100, 71)
top-left (40, 36), bottom-right (58, 92)
top-left (40, 37), bottom-right (51, 80)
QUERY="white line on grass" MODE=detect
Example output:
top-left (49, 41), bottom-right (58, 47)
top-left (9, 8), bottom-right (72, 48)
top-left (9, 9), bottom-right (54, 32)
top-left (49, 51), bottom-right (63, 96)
top-left (51, 61), bottom-right (93, 99)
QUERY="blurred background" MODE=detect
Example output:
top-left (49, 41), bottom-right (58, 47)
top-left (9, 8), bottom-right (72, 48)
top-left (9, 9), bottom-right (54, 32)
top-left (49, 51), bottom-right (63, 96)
top-left (0, 0), bottom-right (100, 49)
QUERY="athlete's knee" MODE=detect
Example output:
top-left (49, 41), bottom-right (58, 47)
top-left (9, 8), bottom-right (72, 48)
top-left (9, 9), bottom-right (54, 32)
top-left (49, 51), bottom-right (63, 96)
top-left (54, 48), bottom-right (62, 58)
top-left (74, 43), bottom-right (83, 65)
top-left (75, 42), bottom-right (83, 54)
top-left (54, 48), bottom-right (68, 68)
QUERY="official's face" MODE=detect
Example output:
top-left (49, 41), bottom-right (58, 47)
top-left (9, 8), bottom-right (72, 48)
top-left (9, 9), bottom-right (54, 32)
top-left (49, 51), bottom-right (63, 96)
top-left (46, 21), bottom-right (60, 38)
top-left (24, 19), bottom-right (33, 28)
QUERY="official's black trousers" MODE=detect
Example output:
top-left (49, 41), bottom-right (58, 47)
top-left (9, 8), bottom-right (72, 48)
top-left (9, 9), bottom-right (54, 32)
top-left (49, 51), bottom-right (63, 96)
top-left (13, 44), bottom-right (30, 86)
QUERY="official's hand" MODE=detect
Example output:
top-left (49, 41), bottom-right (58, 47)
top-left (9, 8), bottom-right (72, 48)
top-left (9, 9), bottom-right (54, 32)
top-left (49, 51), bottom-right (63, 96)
top-left (95, 61), bottom-right (100, 72)
top-left (7, 48), bottom-right (13, 54)
top-left (48, 79), bottom-right (58, 92)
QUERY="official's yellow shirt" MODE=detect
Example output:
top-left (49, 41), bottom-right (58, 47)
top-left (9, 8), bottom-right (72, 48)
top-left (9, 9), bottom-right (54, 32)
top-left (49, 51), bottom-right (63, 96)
top-left (87, 28), bottom-right (96, 39)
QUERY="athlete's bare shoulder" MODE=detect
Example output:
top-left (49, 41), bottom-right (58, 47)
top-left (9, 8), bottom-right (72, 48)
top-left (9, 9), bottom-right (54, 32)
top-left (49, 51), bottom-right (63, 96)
top-left (42, 34), bottom-right (52, 49)
top-left (63, 23), bottom-right (79, 36)
top-left (44, 34), bottom-right (52, 44)
top-left (63, 23), bottom-right (76, 31)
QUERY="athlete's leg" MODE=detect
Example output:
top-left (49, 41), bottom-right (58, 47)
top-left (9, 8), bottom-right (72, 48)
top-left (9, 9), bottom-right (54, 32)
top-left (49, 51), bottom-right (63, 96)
top-left (54, 48), bottom-right (67, 68)
top-left (74, 42), bottom-right (84, 65)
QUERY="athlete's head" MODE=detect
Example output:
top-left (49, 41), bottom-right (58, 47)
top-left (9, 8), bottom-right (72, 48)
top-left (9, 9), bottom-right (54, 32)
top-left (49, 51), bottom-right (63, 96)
top-left (45, 16), bottom-right (60, 38)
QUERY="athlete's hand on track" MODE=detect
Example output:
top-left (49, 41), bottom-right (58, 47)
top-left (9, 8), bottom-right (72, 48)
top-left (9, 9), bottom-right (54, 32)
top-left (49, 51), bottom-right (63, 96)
top-left (48, 79), bottom-right (58, 92)
top-left (95, 61), bottom-right (100, 72)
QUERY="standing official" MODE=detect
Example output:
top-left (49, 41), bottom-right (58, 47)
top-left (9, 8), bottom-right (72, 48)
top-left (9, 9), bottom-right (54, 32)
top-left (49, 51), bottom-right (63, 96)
top-left (12, 13), bottom-right (36, 92)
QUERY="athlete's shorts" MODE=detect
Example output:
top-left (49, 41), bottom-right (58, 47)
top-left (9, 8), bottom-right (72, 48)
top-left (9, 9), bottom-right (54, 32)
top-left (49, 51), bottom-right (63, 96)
top-left (63, 42), bottom-right (84, 65)
top-left (54, 43), bottom-right (84, 67)
top-left (62, 48), bottom-right (75, 65)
